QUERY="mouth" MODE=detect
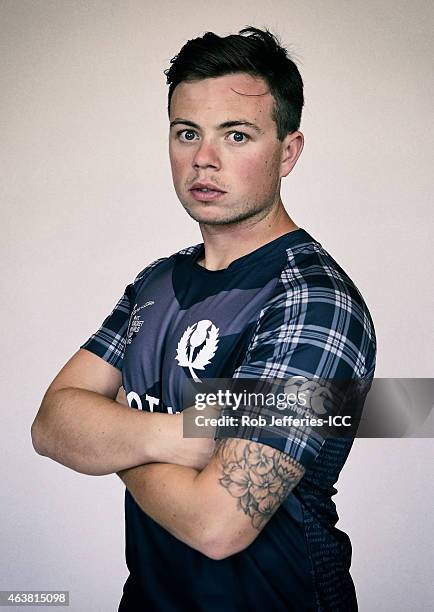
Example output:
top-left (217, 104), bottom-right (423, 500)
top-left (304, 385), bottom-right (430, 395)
top-left (189, 182), bottom-right (227, 202)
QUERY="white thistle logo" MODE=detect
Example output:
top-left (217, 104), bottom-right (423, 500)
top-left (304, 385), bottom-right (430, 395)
top-left (175, 320), bottom-right (219, 382)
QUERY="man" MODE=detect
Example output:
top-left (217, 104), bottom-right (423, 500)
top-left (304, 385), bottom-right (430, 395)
top-left (31, 28), bottom-right (376, 611)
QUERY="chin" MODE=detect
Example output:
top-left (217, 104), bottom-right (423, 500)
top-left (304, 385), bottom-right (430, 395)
top-left (181, 197), bottom-right (273, 227)
top-left (183, 206), bottom-right (261, 227)
top-left (183, 207), bottom-right (229, 225)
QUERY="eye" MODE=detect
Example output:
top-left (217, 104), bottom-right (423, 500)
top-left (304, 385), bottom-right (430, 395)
top-left (177, 129), bottom-right (199, 142)
top-left (227, 131), bottom-right (249, 144)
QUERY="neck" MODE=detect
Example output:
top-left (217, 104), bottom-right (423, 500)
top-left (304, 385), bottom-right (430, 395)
top-left (197, 200), bottom-right (298, 271)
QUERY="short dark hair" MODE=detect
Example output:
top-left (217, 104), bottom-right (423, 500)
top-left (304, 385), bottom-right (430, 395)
top-left (164, 27), bottom-right (304, 141)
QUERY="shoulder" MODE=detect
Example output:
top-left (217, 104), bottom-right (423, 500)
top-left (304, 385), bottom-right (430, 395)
top-left (128, 242), bottom-right (203, 294)
top-left (274, 239), bottom-right (374, 333)
top-left (280, 239), bottom-right (367, 306)
top-left (243, 238), bottom-right (377, 378)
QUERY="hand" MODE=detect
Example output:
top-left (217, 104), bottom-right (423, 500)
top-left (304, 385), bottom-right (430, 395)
top-left (115, 386), bottom-right (215, 470)
top-left (167, 403), bottom-right (220, 471)
top-left (116, 386), bottom-right (128, 406)
top-left (176, 435), bottom-right (215, 471)
top-left (170, 407), bottom-right (216, 471)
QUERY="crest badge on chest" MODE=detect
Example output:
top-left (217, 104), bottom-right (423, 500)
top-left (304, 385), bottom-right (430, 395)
top-left (175, 319), bottom-right (219, 382)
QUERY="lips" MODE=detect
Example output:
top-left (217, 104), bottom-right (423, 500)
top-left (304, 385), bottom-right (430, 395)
top-left (189, 182), bottom-right (227, 202)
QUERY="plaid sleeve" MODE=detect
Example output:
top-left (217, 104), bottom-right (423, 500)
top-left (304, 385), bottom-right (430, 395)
top-left (216, 245), bottom-right (377, 469)
top-left (80, 258), bottom-right (167, 370)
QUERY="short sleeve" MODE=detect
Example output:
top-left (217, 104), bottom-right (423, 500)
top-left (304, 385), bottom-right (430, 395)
top-left (216, 260), bottom-right (377, 469)
top-left (80, 257), bottom-right (167, 370)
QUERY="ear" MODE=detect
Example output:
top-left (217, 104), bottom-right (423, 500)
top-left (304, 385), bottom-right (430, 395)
top-left (280, 131), bottom-right (304, 178)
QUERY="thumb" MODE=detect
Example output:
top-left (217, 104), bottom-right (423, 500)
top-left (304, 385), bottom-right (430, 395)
top-left (116, 386), bottom-right (128, 406)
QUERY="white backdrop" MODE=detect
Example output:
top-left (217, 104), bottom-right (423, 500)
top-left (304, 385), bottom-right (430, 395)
top-left (1, 1), bottom-right (433, 610)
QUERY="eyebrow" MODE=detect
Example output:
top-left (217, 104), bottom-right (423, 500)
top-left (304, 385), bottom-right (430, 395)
top-left (169, 118), bottom-right (263, 134)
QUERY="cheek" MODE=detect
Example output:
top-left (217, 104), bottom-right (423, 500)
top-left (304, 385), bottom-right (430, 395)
top-left (169, 150), bottom-right (186, 181)
top-left (233, 155), bottom-right (261, 181)
top-left (235, 154), bottom-right (278, 189)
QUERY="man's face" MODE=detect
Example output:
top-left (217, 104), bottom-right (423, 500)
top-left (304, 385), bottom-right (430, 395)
top-left (169, 73), bottom-right (296, 226)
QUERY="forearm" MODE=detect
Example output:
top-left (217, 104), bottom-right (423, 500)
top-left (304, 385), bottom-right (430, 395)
top-left (118, 438), bottom-right (306, 560)
top-left (118, 463), bottom-right (216, 554)
top-left (31, 387), bottom-right (169, 475)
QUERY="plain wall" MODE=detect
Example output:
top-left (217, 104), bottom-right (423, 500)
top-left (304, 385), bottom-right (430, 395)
top-left (1, 1), bottom-right (433, 610)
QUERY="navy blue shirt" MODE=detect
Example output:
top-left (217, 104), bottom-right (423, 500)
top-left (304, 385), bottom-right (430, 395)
top-left (81, 229), bottom-right (376, 611)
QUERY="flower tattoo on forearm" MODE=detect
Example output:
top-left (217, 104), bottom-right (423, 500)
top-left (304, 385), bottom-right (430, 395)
top-left (216, 439), bottom-right (305, 530)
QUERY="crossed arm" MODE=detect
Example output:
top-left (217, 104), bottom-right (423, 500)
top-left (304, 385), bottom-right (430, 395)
top-left (118, 437), bottom-right (305, 559)
top-left (32, 348), bottom-right (305, 559)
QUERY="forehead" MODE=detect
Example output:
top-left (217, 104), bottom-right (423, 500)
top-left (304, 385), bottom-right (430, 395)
top-left (170, 73), bottom-right (275, 126)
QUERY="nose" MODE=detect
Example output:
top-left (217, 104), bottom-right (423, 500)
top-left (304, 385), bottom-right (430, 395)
top-left (192, 139), bottom-right (221, 171)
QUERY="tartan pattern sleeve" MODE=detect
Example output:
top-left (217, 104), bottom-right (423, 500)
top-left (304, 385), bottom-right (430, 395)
top-left (80, 257), bottom-right (167, 370)
top-left (217, 241), bottom-right (377, 469)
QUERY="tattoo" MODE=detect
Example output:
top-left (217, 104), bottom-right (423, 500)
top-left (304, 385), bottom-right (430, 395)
top-left (216, 439), bottom-right (305, 531)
